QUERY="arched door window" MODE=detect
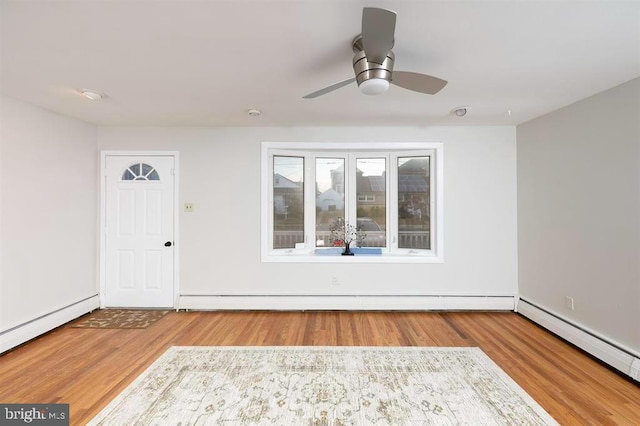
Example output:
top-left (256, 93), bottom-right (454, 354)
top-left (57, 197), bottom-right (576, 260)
top-left (121, 163), bottom-right (160, 181)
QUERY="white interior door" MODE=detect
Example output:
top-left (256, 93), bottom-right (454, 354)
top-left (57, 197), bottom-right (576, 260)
top-left (104, 155), bottom-right (175, 308)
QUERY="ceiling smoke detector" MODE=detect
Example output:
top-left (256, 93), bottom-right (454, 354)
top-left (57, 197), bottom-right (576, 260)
top-left (451, 106), bottom-right (469, 117)
top-left (247, 109), bottom-right (261, 117)
top-left (80, 90), bottom-right (104, 101)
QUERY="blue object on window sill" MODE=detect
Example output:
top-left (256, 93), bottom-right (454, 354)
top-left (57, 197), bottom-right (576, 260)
top-left (352, 248), bottom-right (382, 255)
top-left (315, 247), bottom-right (382, 256)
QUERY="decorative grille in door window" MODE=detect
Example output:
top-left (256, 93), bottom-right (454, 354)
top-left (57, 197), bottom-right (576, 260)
top-left (121, 163), bottom-right (160, 181)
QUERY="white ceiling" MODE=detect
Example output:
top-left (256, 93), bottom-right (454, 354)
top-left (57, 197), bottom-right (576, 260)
top-left (1, 0), bottom-right (639, 127)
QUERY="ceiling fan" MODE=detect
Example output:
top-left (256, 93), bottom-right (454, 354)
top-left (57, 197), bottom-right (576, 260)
top-left (303, 7), bottom-right (448, 99)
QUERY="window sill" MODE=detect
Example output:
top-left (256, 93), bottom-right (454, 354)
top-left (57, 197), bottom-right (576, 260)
top-left (262, 248), bottom-right (443, 263)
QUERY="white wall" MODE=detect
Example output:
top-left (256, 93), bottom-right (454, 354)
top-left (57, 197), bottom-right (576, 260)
top-left (97, 126), bottom-right (518, 300)
top-left (0, 96), bottom-right (98, 333)
top-left (517, 77), bottom-right (640, 354)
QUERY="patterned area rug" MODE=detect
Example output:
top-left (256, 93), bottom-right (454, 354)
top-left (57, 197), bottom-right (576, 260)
top-left (70, 309), bottom-right (169, 329)
top-left (89, 346), bottom-right (558, 425)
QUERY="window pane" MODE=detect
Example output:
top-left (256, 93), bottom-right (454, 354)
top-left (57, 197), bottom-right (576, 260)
top-left (122, 169), bottom-right (135, 181)
top-left (141, 163), bottom-right (154, 176)
top-left (356, 158), bottom-right (386, 247)
top-left (315, 158), bottom-right (345, 247)
top-left (123, 163), bottom-right (160, 181)
top-left (130, 163), bottom-right (141, 176)
top-left (273, 156), bottom-right (304, 249)
top-left (398, 156), bottom-right (430, 249)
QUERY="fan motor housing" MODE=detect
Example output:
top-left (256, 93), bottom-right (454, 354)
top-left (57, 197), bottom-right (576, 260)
top-left (352, 38), bottom-right (395, 87)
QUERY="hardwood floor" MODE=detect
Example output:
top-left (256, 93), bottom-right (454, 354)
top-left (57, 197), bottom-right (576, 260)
top-left (1, 311), bottom-right (638, 424)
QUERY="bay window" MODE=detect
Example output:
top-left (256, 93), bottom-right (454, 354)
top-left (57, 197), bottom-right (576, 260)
top-left (261, 142), bottom-right (443, 263)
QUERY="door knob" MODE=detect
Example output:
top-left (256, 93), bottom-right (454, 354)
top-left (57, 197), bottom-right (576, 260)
top-left (164, 241), bottom-right (172, 247)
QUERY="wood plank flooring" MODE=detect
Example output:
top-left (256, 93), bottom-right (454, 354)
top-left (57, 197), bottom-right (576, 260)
top-left (0, 311), bottom-right (638, 425)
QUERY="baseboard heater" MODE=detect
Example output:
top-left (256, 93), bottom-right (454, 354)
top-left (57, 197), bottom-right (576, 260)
top-left (178, 294), bottom-right (516, 311)
top-left (517, 298), bottom-right (640, 382)
top-left (0, 295), bottom-right (100, 354)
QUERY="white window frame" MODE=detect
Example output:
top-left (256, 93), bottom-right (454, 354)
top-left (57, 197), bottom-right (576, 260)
top-left (261, 142), bottom-right (444, 263)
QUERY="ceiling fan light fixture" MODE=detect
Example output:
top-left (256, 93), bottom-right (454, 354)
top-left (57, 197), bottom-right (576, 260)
top-left (301, 8), bottom-right (448, 99)
top-left (359, 78), bottom-right (390, 95)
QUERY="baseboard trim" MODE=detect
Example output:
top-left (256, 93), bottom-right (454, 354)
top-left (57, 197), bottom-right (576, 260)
top-left (517, 298), bottom-right (640, 381)
top-left (0, 295), bottom-right (100, 354)
top-left (178, 295), bottom-right (516, 311)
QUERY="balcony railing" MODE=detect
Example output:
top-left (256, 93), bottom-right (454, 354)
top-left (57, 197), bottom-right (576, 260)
top-left (273, 231), bottom-right (430, 250)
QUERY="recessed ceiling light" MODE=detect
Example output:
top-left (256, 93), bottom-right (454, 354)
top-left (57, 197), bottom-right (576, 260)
top-left (247, 109), bottom-right (261, 117)
top-left (451, 106), bottom-right (469, 117)
top-left (80, 90), bottom-right (104, 101)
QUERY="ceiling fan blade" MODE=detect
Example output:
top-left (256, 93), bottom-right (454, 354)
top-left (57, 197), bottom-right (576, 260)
top-left (302, 77), bottom-right (356, 99)
top-left (391, 71), bottom-right (448, 95)
top-left (361, 7), bottom-right (396, 64)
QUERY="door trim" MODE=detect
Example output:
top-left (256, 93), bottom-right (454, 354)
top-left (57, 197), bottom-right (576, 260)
top-left (99, 151), bottom-right (180, 309)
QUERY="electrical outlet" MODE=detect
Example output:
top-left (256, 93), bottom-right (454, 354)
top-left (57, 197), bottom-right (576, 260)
top-left (184, 203), bottom-right (194, 212)
top-left (331, 276), bottom-right (339, 286)
top-left (565, 296), bottom-right (575, 311)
